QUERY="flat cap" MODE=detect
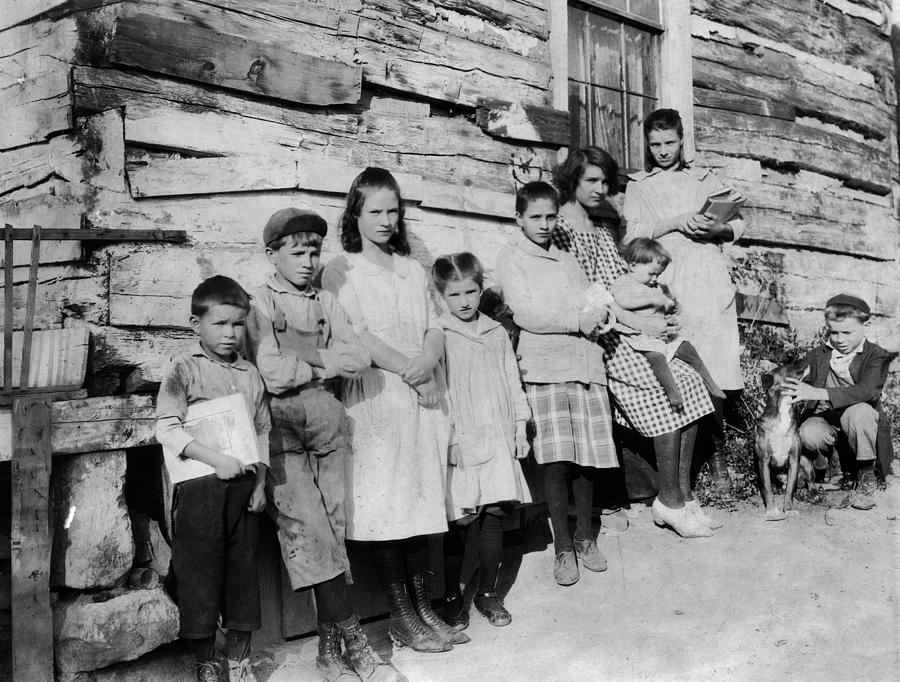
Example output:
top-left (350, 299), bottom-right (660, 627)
top-left (826, 293), bottom-right (870, 316)
top-left (263, 208), bottom-right (327, 245)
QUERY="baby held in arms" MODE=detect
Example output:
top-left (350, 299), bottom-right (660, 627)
top-left (611, 238), bottom-right (724, 408)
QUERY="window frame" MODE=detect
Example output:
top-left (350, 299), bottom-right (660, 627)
top-left (549, 0), bottom-right (694, 167)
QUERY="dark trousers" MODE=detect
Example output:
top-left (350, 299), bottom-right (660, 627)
top-left (172, 473), bottom-right (261, 639)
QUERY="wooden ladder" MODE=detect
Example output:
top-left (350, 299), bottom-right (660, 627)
top-left (2, 223), bottom-right (185, 680)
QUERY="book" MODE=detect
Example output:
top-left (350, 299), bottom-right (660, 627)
top-left (700, 187), bottom-right (746, 224)
top-left (162, 393), bottom-right (261, 484)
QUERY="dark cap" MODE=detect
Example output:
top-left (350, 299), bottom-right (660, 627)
top-left (263, 208), bottom-right (327, 245)
top-left (826, 293), bottom-right (870, 316)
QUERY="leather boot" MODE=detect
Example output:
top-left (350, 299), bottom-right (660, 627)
top-left (384, 581), bottom-right (451, 653)
top-left (336, 614), bottom-right (407, 682)
top-left (316, 622), bottom-right (357, 681)
top-left (707, 450), bottom-right (732, 491)
top-left (408, 573), bottom-right (470, 646)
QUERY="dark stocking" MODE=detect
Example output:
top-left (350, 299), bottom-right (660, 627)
top-left (543, 461), bottom-right (573, 553)
top-left (191, 636), bottom-right (215, 663)
top-left (404, 534), bottom-right (430, 577)
top-left (313, 574), bottom-right (352, 624)
top-left (652, 430), bottom-right (683, 508)
top-left (370, 539), bottom-right (405, 587)
top-left (678, 422), bottom-right (699, 501)
top-left (443, 522), bottom-right (470, 597)
top-left (571, 466), bottom-right (594, 542)
top-left (477, 511), bottom-right (504, 593)
top-left (225, 630), bottom-right (251, 662)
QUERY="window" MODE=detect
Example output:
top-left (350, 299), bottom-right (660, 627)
top-left (567, 1), bottom-right (662, 170)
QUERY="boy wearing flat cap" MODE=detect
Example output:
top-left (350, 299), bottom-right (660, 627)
top-left (785, 293), bottom-right (897, 510)
top-left (245, 208), bottom-right (402, 681)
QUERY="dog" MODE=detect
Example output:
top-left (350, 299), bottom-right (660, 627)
top-left (755, 361), bottom-right (814, 520)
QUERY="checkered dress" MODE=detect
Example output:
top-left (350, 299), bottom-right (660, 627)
top-left (525, 382), bottom-right (617, 467)
top-left (552, 216), bottom-right (713, 437)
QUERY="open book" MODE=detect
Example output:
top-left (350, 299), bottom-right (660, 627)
top-left (700, 187), bottom-right (746, 224)
top-left (162, 393), bottom-right (262, 484)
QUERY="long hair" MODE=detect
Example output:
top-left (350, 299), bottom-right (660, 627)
top-left (642, 108), bottom-right (687, 172)
top-left (554, 147), bottom-right (620, 205)
top-left (432, 252), bottom-right (485, 294)
top-left (338, 167), bottom-right (411, 255)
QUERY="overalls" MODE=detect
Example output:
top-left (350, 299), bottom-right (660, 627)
top-left (264, 292), bottom-right (351, 589)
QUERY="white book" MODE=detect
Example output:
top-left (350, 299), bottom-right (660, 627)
top-left (162, 393), bottom-right (261, 484)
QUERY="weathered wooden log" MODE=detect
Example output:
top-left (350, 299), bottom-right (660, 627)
top-left (475, 99), bottom-right (570, 145)
top-left (692, 87), bottom-right (795, 122)
top-left (107, 9), bottom-right (362, 106)
top-left (1, 0), bottom-right (67, 31)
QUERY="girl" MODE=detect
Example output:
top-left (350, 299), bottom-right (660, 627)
top-left (552, 147), bottom-right (715, 538)
top-left (495, 181), bottom-right (618, 587)
top-left (432, 252), bottom-right (532, 628)
top-left (321, 167), bottom-right (466, 654)
top-left (623, 108), bottom-right (746, 491)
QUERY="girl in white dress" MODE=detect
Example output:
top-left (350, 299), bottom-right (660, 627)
top-left (321, 168), bottom-right (465, 654)
top-left (432, 252), bottom-right (531, 630)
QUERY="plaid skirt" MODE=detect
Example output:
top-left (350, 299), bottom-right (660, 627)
top-left (525, 382), bottom-right (617, 468)
top-left (599, 329), bottom-right (714, 437)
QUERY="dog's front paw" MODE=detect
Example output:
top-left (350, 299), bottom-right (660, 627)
top-left (765, 508), bottom-right (788, 521)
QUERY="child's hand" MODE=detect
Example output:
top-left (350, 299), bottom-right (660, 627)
top-left (414, 378), bottom-right (440, 408)
top-left (400, 355), bottom-right (434, 385)
top-left (336, 346), bottom-right (370, 379)
top-left (515, 421), bottom-right (529, 460)
top-left (215, 455), bottom-right (246, 480)
top-left (783, 378), bottom-right (828, 403)
top-left (247, 483), bottom-right (266, 513)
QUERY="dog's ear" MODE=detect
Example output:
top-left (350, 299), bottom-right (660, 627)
top-left (760, 373), bottom-right (774, 390)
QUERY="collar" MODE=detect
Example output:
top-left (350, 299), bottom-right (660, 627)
top-left (628, 164), bottom-right (710, 182)
top-left (265, 273), bottom-right (317, 298)
top-left (351, 251), bottom-right (411, 278)
top-left (440, 311), bottom-right (501, 340)
top-left (516, 233), bottom-right (565, 261)
top-left (825, 339), bottom-right (867, 359)
top-left (191, 342), bottom-right (248, 370)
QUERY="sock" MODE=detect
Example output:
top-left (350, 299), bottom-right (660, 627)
top-left (403, 534), bottom-right (430, 577)
top-left (370, 539), bottom-right (405, 587)
top-left (443, 522), bottom-right (467, 597)
top-left (313, 574), bottom-right (353, 624)
top-left (192, 636), bottom-right (215, 663)
top-left (543, 462), bottom-right (573, 553)
top-left (477, 512), bottom-right (504, 593)
top-left (225, 630), bottom-right (251, 662)
top-left (571, 466), bottom-right (594, 542)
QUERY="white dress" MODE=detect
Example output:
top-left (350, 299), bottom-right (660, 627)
top-left (321, 253), bottom-right (451, 541)
top-left (439, 313), bottom-right (532, 520)
top-left (623, 165), bottom-right (745, 391)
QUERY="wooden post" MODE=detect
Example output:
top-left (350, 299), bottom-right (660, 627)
top-left (10, 397), bottom-right (54, 681)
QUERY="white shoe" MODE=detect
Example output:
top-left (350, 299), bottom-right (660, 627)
top-left (651, 499), bottom-right (713, 538)
top-left (685, 499), bottom-right (723, 529)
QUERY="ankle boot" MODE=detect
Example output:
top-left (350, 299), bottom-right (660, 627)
top-left (316, 622), bottom-right (357, 681)
top-left (408, 573), bottom-right (470, 646)
top-left (651, 499), bottom-right (713, 538)
top-left (384, 581), bottom-right (451, 653)
top-left (707, 451), bottom-right (732, 491)
top-left (336, 614), bottom-right (407, 682)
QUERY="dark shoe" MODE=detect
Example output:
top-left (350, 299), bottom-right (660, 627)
top-left (707, 451), bottom-right (732, 492)
top-left (473, 592), bottom-right (511, 627)
top-left (316, 622), bottom-right (358, 681)
top-left (337, 614), bottom-right (406, 682)
top-left (573, 537), bottom-right (607, 572)
top-left (851, 469), bottom-right (876, 510)
top-left (408, 573), bottom-right (470, 646)
top-left (840, 473), bottom-right (857, 491)
top-left (384, 581), bottom-right (451, 653)
top-left (195, 659), bottom-right (222, 682)
top-left (442, 592), bottom-right (469, 631)
top-left (553, 550), bottom-right (579, 586)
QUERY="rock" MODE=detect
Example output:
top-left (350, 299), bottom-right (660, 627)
top-left (92, 641), bottom-right (194, 682)
top-left (51, 450), bottom-right (134, 589)
top-left (53, 587), bottom-right (179, 678)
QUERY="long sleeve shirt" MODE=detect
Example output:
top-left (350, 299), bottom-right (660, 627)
top-left (155, 343), bottom-right (271, 465)
top-left (245, 274), bottom-right (370, 395)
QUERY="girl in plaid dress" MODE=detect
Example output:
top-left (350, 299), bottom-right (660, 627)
top-left (495, 181), bottom-right (618, 587)
top-left (552, 147), bottom-right (717, 538)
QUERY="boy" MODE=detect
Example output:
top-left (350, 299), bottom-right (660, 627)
top-left (786, 293), bottom-right (896, 510)
top-left (155, 275), bottom-right (270, 682)
top-left (245, 208), bottom-right (403, 682)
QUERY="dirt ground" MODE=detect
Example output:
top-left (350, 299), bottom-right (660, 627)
top-left (253, 482), bottom-right (900, 682)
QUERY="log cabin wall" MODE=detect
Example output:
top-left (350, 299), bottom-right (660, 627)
top-left (1, 0), bottom-right (897, 390)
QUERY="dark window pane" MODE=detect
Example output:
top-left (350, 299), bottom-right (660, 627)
top-left (586, 13), bottom-right (622, 89)
top-left (590, 86), bottom-right (625, 163)
top-left (625, 94), bottom-right (657, 170)
top-left (568, 6), bottom-right (588, 83)
top-left (569, 80), bottom-right (590, 149)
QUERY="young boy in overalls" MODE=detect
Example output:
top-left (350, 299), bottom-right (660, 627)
top-left (246, 208), bottom-right (404, 682)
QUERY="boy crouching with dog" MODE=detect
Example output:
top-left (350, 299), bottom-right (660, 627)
top-left (245, 208), bottom-right (404, 682)
top-left (784, 294), bottom-right (896, 510)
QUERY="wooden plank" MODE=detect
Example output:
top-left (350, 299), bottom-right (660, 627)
top-left (692, 86), bottom-right (795, 122)
top-left (0, 0), bottom-right (66, 31)
top-left (10, 397), bottom-right (53, 682)
top-left (691, 0), bottom-right (892, 78)
top-left (0, 136), bottom-right (83, 196)
top-left (0, 75), bottom-right (72, 150)
top-left (476, 100), bottom-right (569, 145)
top-left (3, 229), bottom-right (13, 393)
top-left (107, 10), bottom-right (362, 106)
top-left (694, 107), bottom-right (892, 194)
top-left (691, 37), bottom-right (891, 139)
top-left (0, 328), bottom-right (89, 391)
top-left (0, 264), bottom-right (107, 331)
top-left (0, 395), bottom-right (156, 461)
top-left (19, 228), bottom-right (41, 388)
